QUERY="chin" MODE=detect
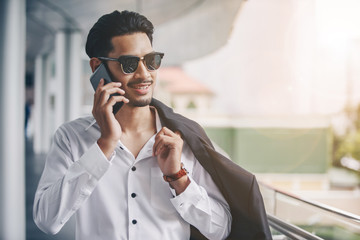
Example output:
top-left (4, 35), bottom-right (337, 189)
top-left (129, 97), bottom-right (152, 107)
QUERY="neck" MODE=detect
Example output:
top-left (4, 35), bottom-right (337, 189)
top-left (115, 104), bottom-right (155, 134)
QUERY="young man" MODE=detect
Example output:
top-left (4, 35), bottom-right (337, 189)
top-left (33, 10), bottom-right (271, 240)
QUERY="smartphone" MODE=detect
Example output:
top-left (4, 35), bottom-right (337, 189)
top-left (90, 63), bottom-right (124, 114)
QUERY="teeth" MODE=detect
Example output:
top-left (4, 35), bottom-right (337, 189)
top-left (134, 85), bottom-right (149, 89)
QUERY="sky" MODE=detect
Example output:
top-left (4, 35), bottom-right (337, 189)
top-left (183, 0), bottom-right (360, 118)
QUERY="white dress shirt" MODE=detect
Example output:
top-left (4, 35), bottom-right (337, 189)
top-left (33, 109), bottom-right (232, 240)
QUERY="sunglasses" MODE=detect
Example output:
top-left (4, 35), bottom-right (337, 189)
top-left (97, 52), bottom-right (164, 74)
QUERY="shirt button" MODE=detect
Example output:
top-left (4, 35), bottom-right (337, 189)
top-left (131, 193), bottom-right (137, 198)
top-left (131, 166), bottom-right (136, 171)
top-left (132, 219), bottom-right (137, 224)
top-left (119, 146), bottom-right (124, 150)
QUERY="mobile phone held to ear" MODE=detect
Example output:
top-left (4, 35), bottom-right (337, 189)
top-left (90, 63), bottom-right (124, 114)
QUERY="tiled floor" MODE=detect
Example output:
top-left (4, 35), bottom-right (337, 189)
top-left (26, 138), bottom-right (75, 240)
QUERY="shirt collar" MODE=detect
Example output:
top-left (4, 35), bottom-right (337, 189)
top-left (153, 107), bottom-right (162, 132)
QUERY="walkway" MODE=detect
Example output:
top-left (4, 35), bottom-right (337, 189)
top-left (26, 138), bottom-right (74, 240)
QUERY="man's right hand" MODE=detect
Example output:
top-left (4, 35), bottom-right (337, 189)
top-left (92, 79), bottom-right (129, 159)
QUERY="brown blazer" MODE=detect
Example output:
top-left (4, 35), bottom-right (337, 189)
top-left (151, 98), bottom-right (272, 240)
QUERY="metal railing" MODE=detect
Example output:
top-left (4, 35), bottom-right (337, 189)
top-left (259, 182), bottom-right (360, 240)
top-left (268, 214), bottom-right (324, 240)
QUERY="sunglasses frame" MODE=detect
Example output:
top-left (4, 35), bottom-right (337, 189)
top-left (97, 52), bottom-right (164, 74)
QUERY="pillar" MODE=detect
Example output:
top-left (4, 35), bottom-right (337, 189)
top-left (0, 0), bottom-right (26, 239)
top-left (54, 30), bottom-right (82, 131)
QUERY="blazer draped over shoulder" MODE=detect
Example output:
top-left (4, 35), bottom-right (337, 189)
top-left (151, 99), bottom-right (272, 240)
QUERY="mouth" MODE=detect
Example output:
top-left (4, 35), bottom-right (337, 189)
top-left (129, 81), bottom-right (153, 95)
top-left (133, 84), bottom-right (150, 89)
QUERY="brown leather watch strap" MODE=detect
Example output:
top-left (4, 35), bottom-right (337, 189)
top-left (163, 163), bottom-right (188, 182)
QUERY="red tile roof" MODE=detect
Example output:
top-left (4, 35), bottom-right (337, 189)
top-left (158, 67), bottom-right (213, 94)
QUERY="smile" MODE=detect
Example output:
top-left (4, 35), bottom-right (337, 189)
top-left (129, 82), bottom-right (153, 95)
top-left (133, 85), bottom-right (150, 89)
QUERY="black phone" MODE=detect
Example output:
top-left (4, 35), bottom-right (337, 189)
top-left (90, 63), bottom-right (124, 114)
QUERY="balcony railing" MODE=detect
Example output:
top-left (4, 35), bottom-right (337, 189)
top-left (259, 182), bottom-right (360, 240)
top-left (269, 214), bottom-right (324, 240)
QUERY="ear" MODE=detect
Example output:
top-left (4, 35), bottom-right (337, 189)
top-left (90, 58), bottom-right (102, 73)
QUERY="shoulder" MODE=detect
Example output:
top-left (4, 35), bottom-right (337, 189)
top-left (56, 115), bottom-right (95, 138)
top-left (51, 115), bottom-right (98, 154)
top-left (59, 115), bottom-right (94, 130)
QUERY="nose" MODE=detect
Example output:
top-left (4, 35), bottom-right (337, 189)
top-left (134, 59), bottom-right (151, 79)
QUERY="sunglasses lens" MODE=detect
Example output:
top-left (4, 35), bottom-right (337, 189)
top-left (145, 53), bottom-right (162, 71)
top-left (120, 53), bottom-right (163, 74)
top-left (121, 57), bottom-right (139, 74)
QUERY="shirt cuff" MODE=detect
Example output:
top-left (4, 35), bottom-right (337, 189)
top-left (170, 175), bottom-right (203, 210)
top-left (77, 143), bottom-right (114, 180)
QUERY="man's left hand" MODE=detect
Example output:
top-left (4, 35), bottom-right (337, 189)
top-left (153, 127), bottom-right (183, 176)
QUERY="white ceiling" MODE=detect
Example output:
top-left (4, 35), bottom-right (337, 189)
top-left (26, 0), bottom-right (243, 72)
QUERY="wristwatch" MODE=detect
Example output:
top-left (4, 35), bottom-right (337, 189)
top-left (163, 163), bottom-right (188, 182)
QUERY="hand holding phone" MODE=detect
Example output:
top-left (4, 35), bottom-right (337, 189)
top-left (90, 63), bottom-right (124, 114)
top-left (90, 63), bottom-right (129, 158)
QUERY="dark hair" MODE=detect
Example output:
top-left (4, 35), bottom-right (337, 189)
top-left (85, 10), bottom-right (154, 58)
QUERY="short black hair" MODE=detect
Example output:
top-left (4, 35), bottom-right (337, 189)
top-left (85, 10), bottom-right (154, 58)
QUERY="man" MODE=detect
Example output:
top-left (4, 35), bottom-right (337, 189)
top-left (33, 10), bottom-right (271, 240)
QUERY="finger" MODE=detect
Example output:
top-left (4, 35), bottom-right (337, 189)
top-left (154, 143), bottom-right (171, 157)
top-left (97, 90), bottom-right (110, 107)
top-left (95, 82), bottom-right (122, 101)
top-left (94, 79), bottom-right (105, 105)
top-left (105, 95), bottom-right (129, 109)
top-left (162, 128), bottom-right (182, 140)
top-left (96, 87), bottom-right (125, 103)
top-left (97, 87), bottom-right (126, 106)
top-left (153, 135), bottom-right (166, 156)
top-left (103, 86), bottom-right (125, 96)
top-left (153, 135), bottom-right (165, 155)
top-left (161, 127), bottom-right (176, 136)
top-left (153, 135), bottom-right (176, 156)
top-left (154, 128), bottom-right (182, 152)
top-left (95, 78), bottom-right (107, 93)
top-left (174, 131), bottom-right (182, 138)
top-left (154, 129), bottom-right (170, 147)
top-left (154, 144), bottom-right (165, 157)
top-left (98, 81), bottom-right (122, 91)
top-left (155, 128), bottom-right (176, 144)
top-left (97, 78), bottom-right (105, 89)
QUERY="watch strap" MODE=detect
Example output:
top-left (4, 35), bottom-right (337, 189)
top-left (163, 163), bottom-right (188, 182)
